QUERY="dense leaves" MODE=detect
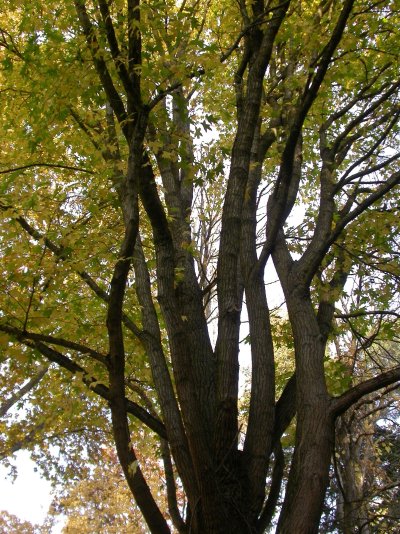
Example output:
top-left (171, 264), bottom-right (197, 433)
top-left (1, 1), bottom-right (399, 532)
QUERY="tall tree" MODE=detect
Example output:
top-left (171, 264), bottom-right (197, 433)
top-left (1, 1), bottom-right (399, 532)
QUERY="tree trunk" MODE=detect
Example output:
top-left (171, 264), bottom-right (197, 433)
top-left (273, 237), bottom-right (335, 533)
top-left (277, 402), bottom-right (334, 534)
top-left (335, 410), bottom-right (372, 534)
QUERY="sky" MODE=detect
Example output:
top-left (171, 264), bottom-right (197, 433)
top-left (0, 450), bottom-right (62, 530)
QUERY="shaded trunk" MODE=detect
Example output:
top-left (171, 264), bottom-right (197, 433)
top-left (273, 235), bottom-right (335, 533)
top-left (335, 410), bottom-right (372, 534)
top-left (277, 402), bottom-right (334, 534)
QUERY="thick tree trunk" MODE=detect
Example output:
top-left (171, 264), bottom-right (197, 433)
top-left (187, 479), bottom-right (258, 534)
top-left (277, 402), bottom-right (334, 534)
top-left (272, 234), bottom-right (335, 533)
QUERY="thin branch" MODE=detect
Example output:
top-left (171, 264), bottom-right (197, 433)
top-left (300, 169), bottom-right (400, 281)
top-left (335, 310), bottom-right (400, 320)
top-left (97, 0), bottom-right (140, 111)
top-left (0, 163), bottom-right (94, 175)
top-left (0, 364), bottom-right (49, 417)
top-left (333, 170), bottom-right (400, 241)
top-left (369, 480), bottom-right (400, 498)
top-left (337, 147), bottom-right (400, 190)
top-left (331, 81), bottom-right (400, 155)
top-left (259, 0), bottom-right (356, 268)
top-left (23, 243), bottom-right (48, 332)
top-left (300, 0), bottom-right (356, 130)
top-left (148, 68), bottom-right (205, 110)
top-left (320, 63), bottom-right (392, 131)
top-left (257, 442), bottom-right (284, 533)
top-left (127, 0), bottom-right (141, 84)
top-left (160, 439), bottom-right (187, 533)
top-left (0, 324), bottom-right (107, 365)
top-left (0, 423), bottom-right (45, 459)
top-left (69, 106), bottom-right (102, 151)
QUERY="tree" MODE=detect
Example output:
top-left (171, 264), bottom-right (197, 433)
top-left (327, 310), bottom-right (400, 533)
top-left (316, 334), bottom-right (400, 533)
top-left (47, 447), bottom-right (167, 534)
top-left (0, 1), bottom-right (400, 532)
top-left (0, 511), bottom-right (39, 534)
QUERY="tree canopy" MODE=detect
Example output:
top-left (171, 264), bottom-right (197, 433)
top-left (0, 1), bottom-right (399, 532)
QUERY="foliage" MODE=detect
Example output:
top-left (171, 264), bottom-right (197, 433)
top-left (0, 511), bottom-right (39, 534)
top-left (48, 448), bottom-right (164, 534)
top-left (0, 0), bottom-right (399, 532)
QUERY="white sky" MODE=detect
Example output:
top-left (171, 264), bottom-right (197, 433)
top-left (0, 450), bottom-right (57, 528)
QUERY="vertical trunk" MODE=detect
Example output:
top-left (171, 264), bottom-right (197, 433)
top-left (277, 300), bottom-right (333, 533)
top-left (277, 400), bottom-right (334, 534)
top-left (215, 0), bottom-right (290, 461)
top-left (273, 238), bottom-right (334, 533)
top-left (335, 410), bottom-right (372, 534)
top-left (277, 325), bottom-right (334, 534)
top-left (241, 125), bottom-right (276, 521)
top-left (132, 237), bottom-right (198, 505)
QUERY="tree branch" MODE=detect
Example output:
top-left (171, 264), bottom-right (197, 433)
top-left (0, 364), bottom-right (49, 418)
top-left (256, 442), bottom-right (284, 533)
top-left (132, 237), bottom-right (197, 500)
top-left (335, 310), bottom-right (400, 320)
top-left (331, 366), bottom-right (400, 417)
top-left (297, 169), bottom-right (400, 282)
top-left (160, 439), bottom-right (187, 533)
top-left (5, 334), bottom-right (167, 439)
top-left (0, 163), bottom-right (94, 175)
top-left (273, 373), bottom-right (296, 446)
top-left (259, 0), bottom-right (355, 267)
top-left (0, 204), bottom-right (144, 339)
top-left (332, 170), bottom-right (400, 242)
top-left (74, 0), bottom-right (131, 139)
top-left (97, 0), bottom-right (140, 112)
top-left (0, 324), bottom-right (107, 365)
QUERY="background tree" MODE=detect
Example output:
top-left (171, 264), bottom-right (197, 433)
top-left (326, 308), bottom-right (400, 533)
top-left (0, 1), bottom-right (400, 533)
top-left (47, 447), bottom-right (171, 534)
top-left (0, 511), bottom-right (39, 534)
